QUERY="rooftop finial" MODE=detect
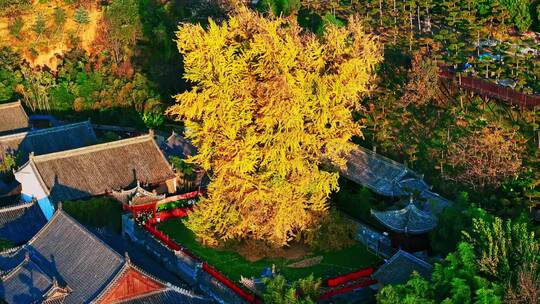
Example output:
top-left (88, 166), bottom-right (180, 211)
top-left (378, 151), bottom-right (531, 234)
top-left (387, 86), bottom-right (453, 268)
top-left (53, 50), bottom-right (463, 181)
top-left (149, 129), bottom-right (155, 137)
top-left (24, 251), bottom-right (30, 262)
top-left (29, 151), bottom-right (35, 160)
top-left (124, 252), bottom-right (130, 264)
top-left (57, 202), bottom-right (63, 211)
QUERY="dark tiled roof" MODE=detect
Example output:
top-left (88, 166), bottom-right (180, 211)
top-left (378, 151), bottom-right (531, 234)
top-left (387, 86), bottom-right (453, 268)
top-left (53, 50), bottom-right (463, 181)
top-left (118, 288), bottom-right (211, 304)
top-left (29, 134), bottom-right (176, 203)
top-left (371, 198), bottom-right (437, 234)
top-left (1, 257), bottom-right (54, 304)
top-left (337, 146), bottom-right (453, 214)
top-left (89, 227), bottom-right (186, 288)
top-left (0, 102), bottom-right (29, 135)
top-left (0, 210), bottom-right (207, 304)
top-left (339, 146), bottom-right (416, 196)
top-left (0, 121), bottom-right (97, 163)
top-left (373, 250), bottom-right (432, 286)
top-left (0, 201), bottom-right (46, 244)
top-left (24, 210), bottom-right (125, 303)
top-left (161, 132), bottom-right (197, 159)
top-left (0, 247), bottom-right (26, 274)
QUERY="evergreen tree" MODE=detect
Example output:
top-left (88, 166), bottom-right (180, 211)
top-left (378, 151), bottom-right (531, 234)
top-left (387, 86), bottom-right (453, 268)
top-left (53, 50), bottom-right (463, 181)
top-left (74, 8), bottom-right (90, 33)
top-left (32, 14), bottom-right (46, 41)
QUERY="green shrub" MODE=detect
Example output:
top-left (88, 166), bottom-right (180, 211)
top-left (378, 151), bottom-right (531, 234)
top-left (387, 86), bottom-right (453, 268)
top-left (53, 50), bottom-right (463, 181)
top-left (262, 274), bottom-right (321, 304)
top-left (63, 197), bottom-right (122, 233)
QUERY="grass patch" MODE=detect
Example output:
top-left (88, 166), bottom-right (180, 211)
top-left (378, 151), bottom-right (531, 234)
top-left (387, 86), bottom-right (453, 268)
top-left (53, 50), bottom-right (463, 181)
top-left (158, 218), bottom-right (381, 282)
top-left (63, 197), bottom-right (122, 233)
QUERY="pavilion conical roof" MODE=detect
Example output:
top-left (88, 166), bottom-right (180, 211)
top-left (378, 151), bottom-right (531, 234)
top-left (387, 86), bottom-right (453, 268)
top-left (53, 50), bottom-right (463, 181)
top-left (371, 197), bottom-right (437, 234)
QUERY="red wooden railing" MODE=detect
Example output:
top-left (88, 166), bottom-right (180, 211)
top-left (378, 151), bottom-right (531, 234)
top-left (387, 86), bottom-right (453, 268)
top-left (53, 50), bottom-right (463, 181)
top-left (326, 266), bottom-right (375, 287)
top-left (203, 263), bottom-right (257, 303)
top-left (439, 70), bottom-right (540, 108)
top-left (319, 278), bottom-right (378, 300)
top-left (145, 223), bottom-right (181, 251)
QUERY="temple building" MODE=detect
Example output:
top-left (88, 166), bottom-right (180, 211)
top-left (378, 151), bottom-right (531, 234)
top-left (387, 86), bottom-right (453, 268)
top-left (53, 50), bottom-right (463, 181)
top-left (0, 101), bottom-right (29, 135)
top-left (0, 200), bottom-right (46, 244)
top-left (372, 250), bottom-right (432, 287)
top-left (160, 131), bottom-right (197, 160)
top-left (336, 145), bottom-right (452, 213)
top-left (0, 121), bottom-right (97, 163)
top-left (111, 181), bottom-right (166, 208)
top-left (14, 133), bottom-right (177, 220)
top-left (0, 208), bottom-right (209, 303)
top-left (371, 197), bottom-right (437, 253)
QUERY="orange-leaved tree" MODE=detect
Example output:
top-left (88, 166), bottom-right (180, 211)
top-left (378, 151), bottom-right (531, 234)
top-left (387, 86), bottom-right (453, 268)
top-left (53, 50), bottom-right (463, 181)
top-left (168, 7), bottom-right (381, 247)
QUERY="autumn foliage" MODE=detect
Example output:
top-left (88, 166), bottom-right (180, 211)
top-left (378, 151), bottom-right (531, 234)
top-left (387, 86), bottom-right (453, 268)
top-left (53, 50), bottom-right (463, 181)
top-left (169, 7), bottom-right (381, 246)
top-left (446, 124), bottom-right (523, 190)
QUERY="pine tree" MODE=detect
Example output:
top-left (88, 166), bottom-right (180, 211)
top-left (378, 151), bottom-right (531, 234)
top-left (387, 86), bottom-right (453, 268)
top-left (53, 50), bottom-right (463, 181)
top-left (53, 7), bottom-right (66, 35)
top-left (32, 14), bottom-right (46, 41)
top-left (74, 8), bottom-right (90, 33)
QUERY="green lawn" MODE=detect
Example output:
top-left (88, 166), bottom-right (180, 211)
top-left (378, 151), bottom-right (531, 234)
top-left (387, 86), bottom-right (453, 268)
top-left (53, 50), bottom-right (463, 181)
top-left (158, 218), bottom-right (381, 282)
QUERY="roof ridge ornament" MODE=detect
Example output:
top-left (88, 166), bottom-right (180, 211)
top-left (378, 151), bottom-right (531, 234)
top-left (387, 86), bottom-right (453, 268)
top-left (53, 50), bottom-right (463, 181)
top-left (124, 252), bottom-right (131, 264)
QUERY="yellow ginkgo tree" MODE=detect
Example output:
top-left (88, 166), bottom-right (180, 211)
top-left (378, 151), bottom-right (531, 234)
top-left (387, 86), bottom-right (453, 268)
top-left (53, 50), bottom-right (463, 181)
top-left (168, 7), bottom-right (381, 247)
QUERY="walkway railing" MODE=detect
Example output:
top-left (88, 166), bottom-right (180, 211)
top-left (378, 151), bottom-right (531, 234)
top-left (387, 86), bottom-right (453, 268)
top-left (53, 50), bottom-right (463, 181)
top-left (439, 70), bottom-right (540, 108)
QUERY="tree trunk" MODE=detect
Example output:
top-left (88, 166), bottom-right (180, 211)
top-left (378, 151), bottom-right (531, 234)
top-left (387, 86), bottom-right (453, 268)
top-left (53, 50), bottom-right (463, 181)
top-left (417, 5), bottom-right (421, 32)
top-left (379, 0), bottom-right (383, 26)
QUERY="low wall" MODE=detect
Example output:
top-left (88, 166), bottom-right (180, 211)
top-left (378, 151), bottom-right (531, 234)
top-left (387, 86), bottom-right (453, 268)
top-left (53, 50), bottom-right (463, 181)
top-left (122, 214), bottom-right (251, 304)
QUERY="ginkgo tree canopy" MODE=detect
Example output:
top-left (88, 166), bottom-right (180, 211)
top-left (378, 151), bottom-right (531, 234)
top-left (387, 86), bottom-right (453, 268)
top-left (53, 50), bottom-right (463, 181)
top-left (168, 7), bottom-right (381, 246)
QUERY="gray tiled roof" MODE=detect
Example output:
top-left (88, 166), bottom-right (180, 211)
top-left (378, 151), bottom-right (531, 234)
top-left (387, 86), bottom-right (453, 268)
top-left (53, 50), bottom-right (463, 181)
top-left (340, 146), bottom-right (418, 197)
top-left (24, 210), bottom-right (125, 303)
top-left (28, 134), bottom-right (176, 203)
top-left (0, 102), bottom-right (29, 135)
top-left (338, 145), bottom-right (452, 214)
top-left (373, 250), bottom-right (433, 286)
top-left (0, 210), bottom-right (208, 304)
top-left (371, 199), bottom-right (437, 234)
top-left (89, 227), bottom-right (185, 288)
top-left (0, 121), bottom-right (97, 163)
top-left (1, 257), bottom-right (54, 303)
top-left (161, 131), bottom-right (197, 159)
top-left (0, 247), bottom-right (26, 273)
top-left (0, 201), bottom-right (46, 244)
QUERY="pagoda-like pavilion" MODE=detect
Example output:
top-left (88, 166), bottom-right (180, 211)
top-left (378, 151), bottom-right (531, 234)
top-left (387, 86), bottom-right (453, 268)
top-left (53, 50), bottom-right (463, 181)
top-left (112, 182), bottom-right (200, 224)
top-left (371, 197), bottom-right (437, 252)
